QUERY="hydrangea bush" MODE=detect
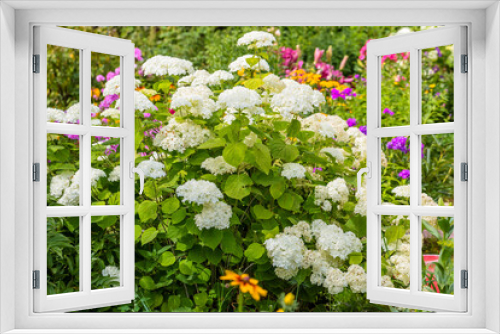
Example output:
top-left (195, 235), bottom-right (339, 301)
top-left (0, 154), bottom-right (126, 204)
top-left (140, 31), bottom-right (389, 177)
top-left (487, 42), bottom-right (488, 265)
top-left (46, 26), bottom-right (455, 312)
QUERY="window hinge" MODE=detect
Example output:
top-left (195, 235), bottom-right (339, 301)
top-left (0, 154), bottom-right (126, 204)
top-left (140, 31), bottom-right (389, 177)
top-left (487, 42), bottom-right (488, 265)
top-left (33, 54), bottom-right (40, 73)
top-left (461, 162), bottom-right (468, 181)
top-left (33, 270), bottom-right (40, 289)
top-left (461, 270), bottom-right (468, 289)
top-left (33, 163), bottom-right (40, 182)
top-left (461, 54), bottom-right (468, 73)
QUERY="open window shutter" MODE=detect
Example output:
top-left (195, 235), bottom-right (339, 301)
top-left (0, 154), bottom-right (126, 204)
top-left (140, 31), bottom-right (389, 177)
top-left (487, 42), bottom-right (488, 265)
top-left (33, 26), bottom-right (135, 312)
top-left (366, 26), bottom-right (467, 312)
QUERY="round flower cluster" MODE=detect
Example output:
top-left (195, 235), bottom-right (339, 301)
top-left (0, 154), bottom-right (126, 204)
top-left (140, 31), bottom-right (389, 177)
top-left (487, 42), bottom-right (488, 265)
top-left (170, 85), bottom-right (216, 119)
top-left (178, 70), bottom-right (211, 87)
top-left (108, 166), bottom-right (120, 182)
top-left (228, 55), bottom-right (270, 72)
top-left (102, 75), bottom-right (141, 96)
top-left (137, 159), bottom-right (167, 179)
top-left (48, 104), bottom-right (101, 124)
top-left (264, 234), bottom-right (306, 277)
top-left (262, 74), bottom-right (286, 94)
top-left (320, 147), bottom-right (346, 164)
top-left (217, 86), bottom-right (262, 111)
top-left (237, 31), bottom-right (276, 49)
top-left (51, 168), bottom-right (107, 206)
top-left (101, 266), bottom-right (120, 281)
top-left (116, 91), bottom-right (156, 112)
top-left (300, 113), bottom-right (348, 142)
top-left (153, 118), bottom-right (212, 153)
top-left (345, 264), bottom-right (367, 293)
top-left (354, 179), bottom-right (367, 216)
top-left (314, 178), bottom-right (350, 212)
top-left (392, 185), bottom-right (410, 198)
top-left (271, 80), bottom-right (325, 120)
top-left (201, 156), bottom-right (237, 175)
top-left (175, 179), bottom-right (223, 205)
top-left (312, 219), bottom-right (362, 261)
top-left (281, 163), bottom-right (306, 180)
top-left (194, 201), bottom-right (233, 230)
top-left (142, 55), bottom-right (194, 76)
top-left (100, 108), bottom-right (121, 119)
top-left (207, 70), bottom-right (234, 86)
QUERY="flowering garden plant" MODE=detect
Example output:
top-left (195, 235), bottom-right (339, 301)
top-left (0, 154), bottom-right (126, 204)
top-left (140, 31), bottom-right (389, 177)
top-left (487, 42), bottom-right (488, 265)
top-left (46, 26), bottom-right (455, 312)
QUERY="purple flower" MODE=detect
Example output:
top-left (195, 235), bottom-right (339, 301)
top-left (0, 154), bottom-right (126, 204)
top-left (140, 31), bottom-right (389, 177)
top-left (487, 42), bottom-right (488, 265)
top-left (383, 108), bottom-right (395, 116)
top-left (66, 134), bottom-right (79, 140)
top-left (115, 68), bottom-right (120, 75)
top-left (106, 71), bottom-right (116, 81)
top-left (313, 167), bottom-right (323, 173)
top-left (331, 87), bottom-right (356, 100)
top-left (398, 169), bottom-right (410, 179)
top-left (143, 113), bottom-right (151, 118)
top-left (354, 74), bottom-right (360, 79)
top-left (102, 118), bottom-right (109, 125)
top-left (436, 47), bottom-right (442, 57)
top-left (105, 144), bottom-right (119, 156)
top-left (386, 136), bottom-right (409, 154)
top-left (99, 94), bottom-right (119, 109)
top-left (421, 143), bottom-right (425, 158)
top-left (347, 118), bottom-right (357, 127)
top-left (135, 48), bottom-right (144, 61)
top-left (359, 126), bottom-right (367, 135)
top-left (96, 75), bottom-right (105, 82)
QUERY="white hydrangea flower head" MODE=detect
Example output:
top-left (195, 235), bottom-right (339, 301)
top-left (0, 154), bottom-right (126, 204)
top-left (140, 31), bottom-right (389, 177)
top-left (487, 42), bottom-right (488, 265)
top-left (281, 163), bottom-right (307, 180)
top-left (108, 166), bottom-right (120, 182)
top-left (274, 268), bottom-right (298, 280)
top-left (47, 108), bottom-right (66, 123)
top-left (194, 201), bottom-right (232, 230)
top-left (57, 169), bottom-right (104, 205)
top-left (352, 136), bottom-right (367, 165)
top-left (178, 70), bottom-right (211, 87)
top-left (345, 264), bottom-right (367, 293)
top-left (300, 113), bottom-right (348, 141)
top-left (284, 221), bottom-right (312, 243)
top-left (49, 171), bottom-right (74, 197)
top-left (347, 127), bottom-right (365, 140)
top-left (388, 254), bottom-right (410, 285)
top-left (237, 31), bottom-right (276, 49)
top-left (142, 55), bottom-right (194, 76)
top-left (116, 91), bottom-right (156, 112)
top-left (102, 75), bottom-right (141, 96)
top-left (217, 86), bottom-right (262, 110)
top-left (354, 180), bottom-right (367, 216)
top-left (313, 221), bottom-right (362, 261)
top-left (243, 132), bottom-right (258, 147)
top-left (393, 185), bottom-right (410, 198)
top-left (102, 266), bottom-right (120, 281)
top-left (262, 74), bottom-right (286, 94)
top-left (271, 83), bottom-right (325, 120)
top-left (221, 106), bottom-right (263, 125)
top-left (90, 168), bottom-right (107, 187)
top-left (137, 159), bottom-right (166, 179)
top-left (91, 119), bottom-right (102, 126)
top-left (66, 104), bottom-right (100, 124)
top-left (170, 85), bottom-right (216, 119)
top-left (381, 275), bottom-right (395, 288)
top-left (264, 234), bottom-right (306, 271)
top-left (176, 179), bottom-right (223, 205)
top-left (320, 147), bottom-right (346, 163)
top-left (325, 178), bottom-right (350, 205)
top-left (323, 268), bottom-right (348, 294)
top-left (100, 108), bottom-right (121, 119)
top-left (201, 156), bottom-right (237, 175)
top-left (207, 70), bottom-right (234, 86)
top-left (153, 118), bottom-right (212, 153)
top-left (228, 55), bottom-right (270, 72)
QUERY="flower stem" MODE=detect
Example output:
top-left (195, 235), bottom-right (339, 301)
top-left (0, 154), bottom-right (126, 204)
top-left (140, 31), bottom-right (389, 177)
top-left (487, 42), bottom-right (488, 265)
top-left (237, 292), bottom-right (244, 312)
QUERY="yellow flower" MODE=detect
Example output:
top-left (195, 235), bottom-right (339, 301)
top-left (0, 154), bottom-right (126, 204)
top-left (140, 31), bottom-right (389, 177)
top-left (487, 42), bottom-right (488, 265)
top-left (220, 270), bottom-right (268, 301)
top-left (284, 293), bottom-right (295, 306)
top-left (150, 94), bottom-right (161, 102)
top-left (276, 308), bottom-right (285, 312)
top-left (429, 84), bottom-right (436, 88)
top-left (238, 68), bottom-right (245, 76)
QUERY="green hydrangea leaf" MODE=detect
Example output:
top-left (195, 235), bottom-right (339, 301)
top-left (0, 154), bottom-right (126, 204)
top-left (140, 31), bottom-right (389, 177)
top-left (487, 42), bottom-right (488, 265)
top-left (253, 204), bottom-right (274, 220)
top-left (223, 142), bottom-right (246, 167)
top-left (244, 243), bottom-right (266, 261)
top-left (138, 200), bottom-right (158, 222)
top-left (162, 197), bottom-right (180, 214)
top-left (159, 251), bottom-right (176, 267)
top-left (224, 174), bottom-right (253, 200)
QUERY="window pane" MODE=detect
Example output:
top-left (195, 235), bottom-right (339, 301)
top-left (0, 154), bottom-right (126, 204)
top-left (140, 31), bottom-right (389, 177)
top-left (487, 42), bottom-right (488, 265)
top-left (47, 216), bottom-right (80, 295)
top-left (421, 133), bottom-right (454, 206)
top-left (91, 215), bottom-right (121, 290)
top-left (421, 216), bottom-right (454, 295)
top-left (47, 133), bottom-right (81, 206)
top-left (91, 52), bottom-right (122, 127)
top-left (380, 52), bottom-right (410, 127)
top-left (380, 215), bottom-right (410, 290)
top-left (46, 45), bottom-right (81, 124)
top-left (91, 136), bottom-right (121, 206)
top-left (381, 136), bottom-right (410, 205)
top-left (421, 45), bottom-right (454, 124)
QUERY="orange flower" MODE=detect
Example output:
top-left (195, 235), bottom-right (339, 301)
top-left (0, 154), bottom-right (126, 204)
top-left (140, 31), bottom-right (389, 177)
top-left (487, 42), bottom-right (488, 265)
top-left (220, 270), bottom-right (268, 301)
top-left (91, 88), bottom-right (101, 98)
top-left (150, 94), bottom-right (161, 102)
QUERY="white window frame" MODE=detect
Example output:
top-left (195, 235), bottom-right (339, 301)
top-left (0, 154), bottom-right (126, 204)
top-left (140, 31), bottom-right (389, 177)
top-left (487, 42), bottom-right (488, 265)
top-left (33, 26), bottom-right (136, 313)
top-left (1, 1), bottom-right (499, 333)
top-left (365, 26), bottom-right (467, 312)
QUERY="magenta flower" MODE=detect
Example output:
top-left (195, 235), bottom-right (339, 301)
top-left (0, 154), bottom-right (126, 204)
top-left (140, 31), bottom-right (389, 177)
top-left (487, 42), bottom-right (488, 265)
top-left (398, 169), bottom-right (410, 179)
top-left (169, 108), bottom-right (176, 115)
top-left (387, 137), bottom-right (409, 154)
top-left (99, 94), bottom-right (119, 109)
top-left (101, 118), bottom-right (109, 125)
top-left (359, 40), bottom-right (371, 61)
top-left (115, 68), bottom-right (120, 75)
top-left (66, 134), bottom-right (79, 140)
top-left (381, 54), bottom-right (398, 63)
top-left (96, 75), bottom-right (105, 82)
top-left (135, 48), bottom-right (144, 61)
top-left (331, 87), bottom-right (356, 100)
top-left (383, 108), bottom-right (395, 116)
top-left (359, 126), bottom-right (367, 135)
top-left (314, 48), bottom-right (324, 64)
top-left (143, 113), bottom-right (151, 118)
top-left (313, 167), bottom-right (323, 173)
top-left (106, 71), bottom-right (116, 81)
top-left (105, 144), bottom-right (119, 156)
top-left (347, 118), bottom-right (357, 127)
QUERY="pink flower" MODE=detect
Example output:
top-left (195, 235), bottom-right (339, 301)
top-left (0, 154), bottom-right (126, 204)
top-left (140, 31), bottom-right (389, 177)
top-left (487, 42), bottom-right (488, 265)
top-left (135, 48), bottom-right (144, 61)
top-left (359, 40), bottom-right (371, 61)
top-left (96, 74), bottom-right (105, 82)
top-left (106, 71), bottom-right (116, 81)
top-left (169, 109), bottom-right (176, 115)
top-left (314, 48), bottom-right (324, 64)
top-left (102, 118), bottom-right (109, 124)
top-left (115, 68), bottom-right (120, 75)
top-left (143, 113), bottom-right (151, 118)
